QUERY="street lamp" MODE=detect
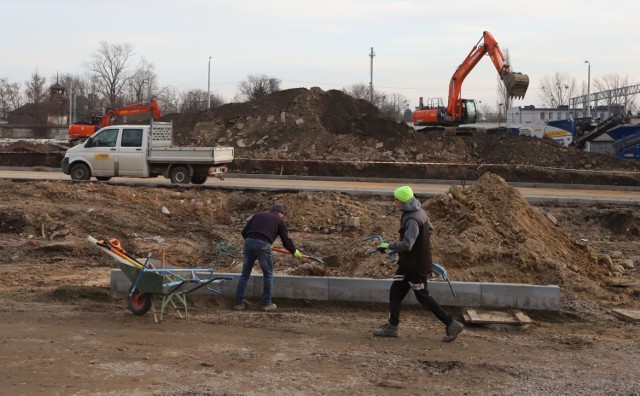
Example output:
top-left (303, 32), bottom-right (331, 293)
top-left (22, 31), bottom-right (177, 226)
top-left (584, 60), bottom-right (591, 117)
top-left (207, 56), bottom-right (212, 109)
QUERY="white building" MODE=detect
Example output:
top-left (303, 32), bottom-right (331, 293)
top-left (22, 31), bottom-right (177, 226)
top-left (506, 105), bottom-right (622, 126)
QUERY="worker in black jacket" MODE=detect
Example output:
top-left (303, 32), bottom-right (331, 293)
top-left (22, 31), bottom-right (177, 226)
top-left (374, 186), bottom-right (463, 342)
top-left (234, 203), bottom-right (301, 311)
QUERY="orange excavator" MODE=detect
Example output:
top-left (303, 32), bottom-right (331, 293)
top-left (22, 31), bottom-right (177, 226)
top-left (413, 31), bottom-right (529, 128)
top-left (68, 99), bottom-right (162, 144)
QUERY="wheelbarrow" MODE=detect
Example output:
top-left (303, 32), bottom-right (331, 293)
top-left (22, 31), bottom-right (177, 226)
top-left (363, 235), bottom-right (457, 297)
top-left (88, 235), bottom-right (234, 323)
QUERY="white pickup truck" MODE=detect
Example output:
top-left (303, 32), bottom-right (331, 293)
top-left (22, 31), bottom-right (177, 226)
top-left (61, 121), bottom-right (234, 184)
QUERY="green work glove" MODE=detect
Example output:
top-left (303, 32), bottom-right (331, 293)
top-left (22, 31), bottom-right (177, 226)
top-left (377, 242), bottom-right (390, 253)
top-left (293, 249), bottom-right (302, 259)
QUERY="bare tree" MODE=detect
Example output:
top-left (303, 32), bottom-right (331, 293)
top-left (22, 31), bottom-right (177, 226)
top-left (377, 92), bottom-right (410, 121)
top-left (24, 69), bottom-right (48, 104)
top-left (129, 57), bottom-right (157, 102)
top-left (478, 102), bottom-right (498, 122)
top-left (0, 77), bottom-right (23, 118)
top-left (85, 41), bottom-right (134, 108)
top-left (343, 83), bottom-right (370, 100)
top-left (208, 92), bottom-right (225, 109)
top-left (538, 72), bottom-right (577, 108)
top-left (495, 49), bottom-right (514, 111)
top-left (343, 83), bottom-right (409, 120)
top-left (156, 86), bottom-right (180, 114)
top-left (236, 74), bottom-right (281, 102)
top-left (180, 89), bottom-right (207, 112)
top-left (593, 73), bottom-right (637, 113)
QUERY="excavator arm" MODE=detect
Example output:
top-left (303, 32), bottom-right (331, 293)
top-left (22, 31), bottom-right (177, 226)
top-left (97, 100), bottom-right (162, 128)
top-left (413, 31), bottom-right (528, 128)
top-left (447, 31), bottom-right (529, 119)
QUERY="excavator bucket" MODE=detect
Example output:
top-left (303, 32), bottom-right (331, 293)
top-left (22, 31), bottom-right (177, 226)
top-left (503, 72), bottom-right (529, 99)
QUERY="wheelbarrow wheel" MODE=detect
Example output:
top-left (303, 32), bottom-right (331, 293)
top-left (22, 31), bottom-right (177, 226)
top-left (127, 289), bottom-right (152, 315)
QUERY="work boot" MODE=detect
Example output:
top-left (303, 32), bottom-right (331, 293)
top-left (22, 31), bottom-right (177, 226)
top-left (233, 303), bottom-right (245, 311)
top-left (442, 319), bottom-right (464, 342)
top-left (261, 303), bottom-right (277, 311)
top-left (373, 323), bottom-right (399, 337)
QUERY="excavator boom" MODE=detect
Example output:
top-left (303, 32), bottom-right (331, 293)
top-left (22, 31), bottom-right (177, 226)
top-left (414, 31), bottom-right (529, 128)
top-left (447, 31), bottom-right (529, 118)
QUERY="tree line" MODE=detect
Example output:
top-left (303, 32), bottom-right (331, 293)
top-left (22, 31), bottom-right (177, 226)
top-left (0, 41), bottom-right (411, 123)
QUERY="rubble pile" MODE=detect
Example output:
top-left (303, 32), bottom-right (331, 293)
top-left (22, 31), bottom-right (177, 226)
top-left (163, 87), bottom-right (640, 171)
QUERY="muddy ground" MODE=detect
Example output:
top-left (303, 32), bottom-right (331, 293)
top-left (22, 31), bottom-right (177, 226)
top-left (0, 173), bottom-right (639, 395)
top-left (1, 87), bottom-right (639, 394)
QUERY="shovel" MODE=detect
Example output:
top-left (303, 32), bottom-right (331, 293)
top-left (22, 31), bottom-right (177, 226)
top-left (272, 247), bottom-right (325, 264)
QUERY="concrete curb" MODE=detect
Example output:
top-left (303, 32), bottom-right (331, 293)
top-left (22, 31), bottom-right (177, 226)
top-left (110, 269), bottom-right (560, 311)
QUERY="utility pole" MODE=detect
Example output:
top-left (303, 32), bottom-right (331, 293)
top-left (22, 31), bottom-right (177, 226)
top-left (207, 56), bottom-right (212, 109)
top-left (584, 60), bottom-right (591, 117)
top-left (68, 81), bottom-right (73, 125)
top-left (369, 47), bottom-right (375, 103)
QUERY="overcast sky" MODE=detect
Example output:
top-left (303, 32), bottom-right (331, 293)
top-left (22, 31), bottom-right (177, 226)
top-left (2, 0), bottom-right (638, 110)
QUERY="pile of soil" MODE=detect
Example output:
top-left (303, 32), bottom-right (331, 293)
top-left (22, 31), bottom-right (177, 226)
top-left (161, 87), bottom-right (640, 171)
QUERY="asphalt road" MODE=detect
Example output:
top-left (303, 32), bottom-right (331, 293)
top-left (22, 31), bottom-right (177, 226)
top-left (1, 169), bottom-right (638, 205)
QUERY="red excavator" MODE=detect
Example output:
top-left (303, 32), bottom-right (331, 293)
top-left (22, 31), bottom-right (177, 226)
top-left (68, 99), bottom-right (162, 144)
top-left (413, 31), bottom-right (529, 128)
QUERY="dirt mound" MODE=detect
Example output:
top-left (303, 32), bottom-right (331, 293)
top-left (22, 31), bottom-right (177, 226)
top-left (424, 174), bottom-right (605, 295)
top-left (161, 87), bottom-right (639, 172)
top-left (165, 87), bottom-right (414, 162)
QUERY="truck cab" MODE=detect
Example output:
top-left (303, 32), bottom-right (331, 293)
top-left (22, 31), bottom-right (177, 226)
top-left (62, 125), bottom-right (151, 180)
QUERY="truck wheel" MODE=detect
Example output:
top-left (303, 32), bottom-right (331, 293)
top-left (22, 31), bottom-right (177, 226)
top-left (127, 289), bottom-right (152, 315)
top-left (96, 176), bottom-right (112, 182)
top-left (170, 166), bottom-right (190, 184)
top-left (191, 175), bottom-right (208, 184)
top-left (70, 163), bottom-right (91, 181)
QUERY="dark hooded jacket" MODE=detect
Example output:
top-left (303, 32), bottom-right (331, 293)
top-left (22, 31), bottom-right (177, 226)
top-left (388, 198), bottom-right (434, 276)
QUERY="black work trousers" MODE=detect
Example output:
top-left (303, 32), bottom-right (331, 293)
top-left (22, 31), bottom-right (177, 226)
top-left (388, 267), bottom-right (452, 327)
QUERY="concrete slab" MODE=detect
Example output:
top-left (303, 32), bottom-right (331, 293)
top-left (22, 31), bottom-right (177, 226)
top-left (328, 278), bottom-right (390, 303)
top-left (260, 275), bottom-right (329, 300)
top-left (481, 283), bottom-right (560, 311)
top-left (430, 281), bottom-right (483, 307)
top-left (109, 270), bottom-right (561, 311)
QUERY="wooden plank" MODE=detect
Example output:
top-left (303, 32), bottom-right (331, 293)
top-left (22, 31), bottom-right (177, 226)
top-left (514, 311), bottom-right (533, 324)
top-left (611, 309), bottom-right (640, 323)
top-left (466, 309), bottom-right (481, 322)
top-left (463, 309), bottom-right (531, 325)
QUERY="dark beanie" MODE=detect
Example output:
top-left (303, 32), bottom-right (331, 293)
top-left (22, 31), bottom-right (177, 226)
top-left (270, 203), bottom-right (286, 215)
